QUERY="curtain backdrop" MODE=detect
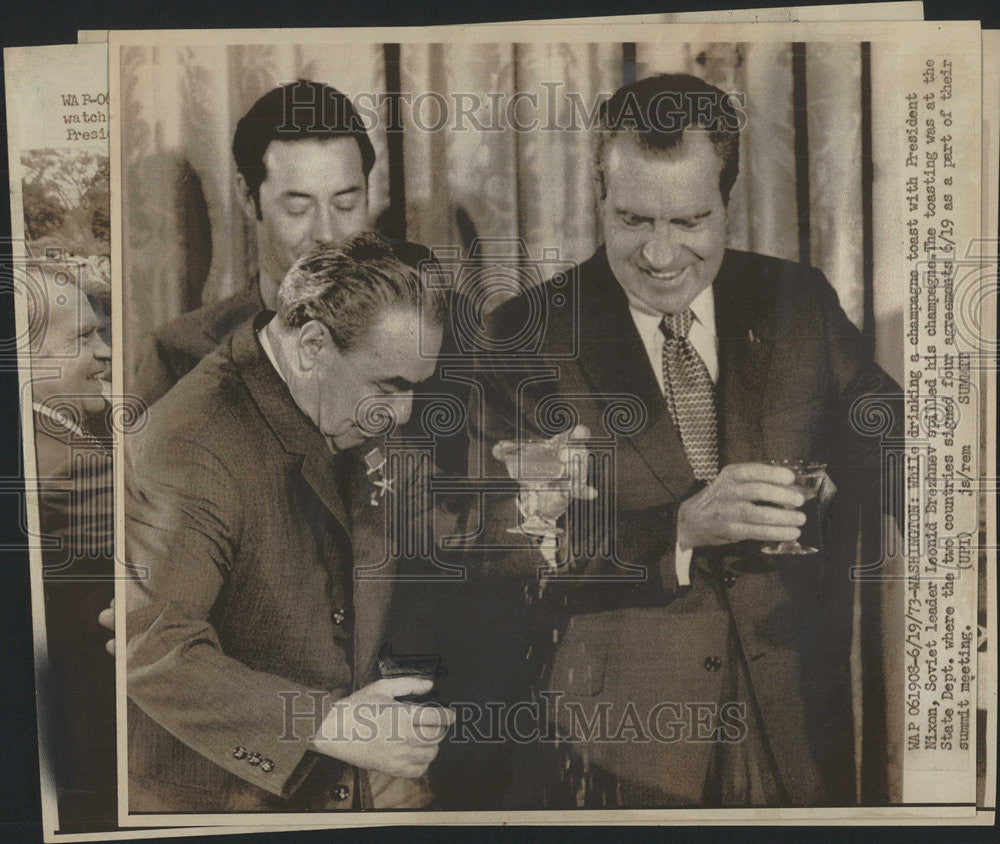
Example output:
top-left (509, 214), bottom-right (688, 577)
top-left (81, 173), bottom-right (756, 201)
top-left (120, 40), bottom-right (903, 387)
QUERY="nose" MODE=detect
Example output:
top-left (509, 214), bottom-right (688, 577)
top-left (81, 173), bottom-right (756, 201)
top-left (640, 222), bottom-right (680, 270)
top-left (311, 207), bottom-right (340, 245)
top-left (95, 333), bottom-right (111, 361)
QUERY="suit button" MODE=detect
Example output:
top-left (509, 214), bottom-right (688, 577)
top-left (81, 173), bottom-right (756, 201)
top-left (330, 784), bottom-right (350, 802)
top-left (723, 570), bottom-right (738, 588)
top-left (247, 752), bottom-right (262, 766)
top-left (260, 759), bottom-right (275, 773)
top-left (332, 609), bottom-right (347, 626)
top-left (232, 746), bottom-right (248, 760)
top-left (703, 656), bottom-right (723, 672)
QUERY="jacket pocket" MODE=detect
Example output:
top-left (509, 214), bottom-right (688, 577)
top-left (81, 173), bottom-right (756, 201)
top-left (546, 614), bottom-right (610, 697)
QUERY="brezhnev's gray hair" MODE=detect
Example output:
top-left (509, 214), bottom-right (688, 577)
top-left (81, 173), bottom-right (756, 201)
top-left (276, 231), bottom-right (446, 352)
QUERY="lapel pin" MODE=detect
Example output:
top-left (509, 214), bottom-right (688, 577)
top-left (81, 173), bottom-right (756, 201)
top-left (364, 447), bottom-right (393, 506)
top-left (747, 328), bottom-right (759, 344)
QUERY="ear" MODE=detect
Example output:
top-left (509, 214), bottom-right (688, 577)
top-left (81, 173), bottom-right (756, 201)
top-left (296, 320), bottom-right (331, 372)
top-left (235, 172), bottom-right (259, 222)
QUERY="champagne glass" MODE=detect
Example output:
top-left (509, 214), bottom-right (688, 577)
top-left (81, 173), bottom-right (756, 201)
top-left (493, 437), bottom-right (569, 538)
top-left (760, 460), bottom-right (827, 555)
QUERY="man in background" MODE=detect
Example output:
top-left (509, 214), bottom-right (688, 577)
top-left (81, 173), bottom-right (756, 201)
top-left (130, 79), bottom-right (467, 474)
top-left (132, 80), bottom-right (373, 405)
top-left (27, 263), bottom-right (114, 831)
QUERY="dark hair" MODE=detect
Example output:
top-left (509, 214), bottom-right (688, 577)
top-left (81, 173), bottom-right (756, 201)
top-left (232, 80), bottom-right (376, 218)
top-left (276, 232), bottom-right (446, 352)
top-left (594, 73), bottom-right (742, 205)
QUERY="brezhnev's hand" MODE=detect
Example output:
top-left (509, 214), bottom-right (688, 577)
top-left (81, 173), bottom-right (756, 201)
top-left (311, 677), bottom-right (456, 780)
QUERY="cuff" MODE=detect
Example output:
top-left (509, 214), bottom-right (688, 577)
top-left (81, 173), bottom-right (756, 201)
top-left (674, 541), bottom-right (694, 587)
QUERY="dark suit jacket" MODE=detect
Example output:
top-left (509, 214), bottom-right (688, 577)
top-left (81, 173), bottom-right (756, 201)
top-left (33, 408), bottom-right (117, 830)
top-left (34, 407), bottom-right (114, 572)
top-left (125, 314), bottom-right (406, 812)
top-left (131, 281), bottom-right (263, 408)
top-left (466, 247), bottom-right (903, 806)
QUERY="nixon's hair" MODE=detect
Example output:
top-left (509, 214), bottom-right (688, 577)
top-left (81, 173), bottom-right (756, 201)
top-left (594, 73), bottom-right (741, 205)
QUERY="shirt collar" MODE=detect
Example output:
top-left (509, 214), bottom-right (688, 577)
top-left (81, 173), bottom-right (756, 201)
top-left (688, 284), bottom-right (716, 335)
top-left (257, 320), bottom-right (287, 384)
top-left (626, 284), bottom-right (717, 336)
top-left (32, 401), bottom-right (89, 438)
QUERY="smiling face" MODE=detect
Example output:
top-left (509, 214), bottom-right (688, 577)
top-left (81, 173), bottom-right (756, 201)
top-left (599, 131), bottom-right (728, 316)
top-left (32, 280), bottom-right (111, 419)
top-left (294, 306), bottom-right (442, 452)
top-left (240, 137), bottom-right (369, 308)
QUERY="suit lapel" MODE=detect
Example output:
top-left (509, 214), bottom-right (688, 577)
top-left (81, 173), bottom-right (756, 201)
top-left (574, 250), bottom-right (695, 502)
top-left (714, 254), bottom-right (825, 795)
top-left (713, 251), bottom-right (776, 465)
top-left (344, 448), bottom-right (396, 685)
top-left (233, 317), bottom-right (395, 686)
top-left (298, 452), bottom-right (351, 536)
top-left (203, 280), bottom-right (265, 347)
top-left (233, 314), bottom-right (350, 534)
top-left (715, 251), bottom-right (827, 464)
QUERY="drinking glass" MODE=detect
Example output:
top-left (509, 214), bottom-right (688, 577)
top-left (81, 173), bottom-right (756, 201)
top-left (760, 460), bottom-right (828, 555)
top-left (493, 437), bottom-right (569, 538)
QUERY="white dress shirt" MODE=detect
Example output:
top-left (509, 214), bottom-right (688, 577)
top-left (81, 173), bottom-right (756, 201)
top-left (258, 323), bottom-right (286, 383)
top-left (32, 401), bottom-right (91, 439)
top-left (627, 285), bottom-right (719, 587)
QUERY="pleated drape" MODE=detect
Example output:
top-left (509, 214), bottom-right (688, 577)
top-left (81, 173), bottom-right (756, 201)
top-left (119, 39), bottom-right (897, 382)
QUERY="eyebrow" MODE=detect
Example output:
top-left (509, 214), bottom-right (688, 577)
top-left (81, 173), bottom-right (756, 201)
top-left (616, 208), bottom-right (713, 221)
top-left (378, 376), bottom-right (418, 391)
top-left (282, 186), bottom-right (362, 199)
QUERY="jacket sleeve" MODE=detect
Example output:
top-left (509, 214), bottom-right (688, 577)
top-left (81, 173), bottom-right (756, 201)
top-left (130, 333), bottom-right (184, 410)
top-left (125, 432), bottom-right (337, 798)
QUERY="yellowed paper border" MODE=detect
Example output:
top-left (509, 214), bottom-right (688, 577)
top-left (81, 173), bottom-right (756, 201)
top-left (108, 17), bottom-right (983, 826)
